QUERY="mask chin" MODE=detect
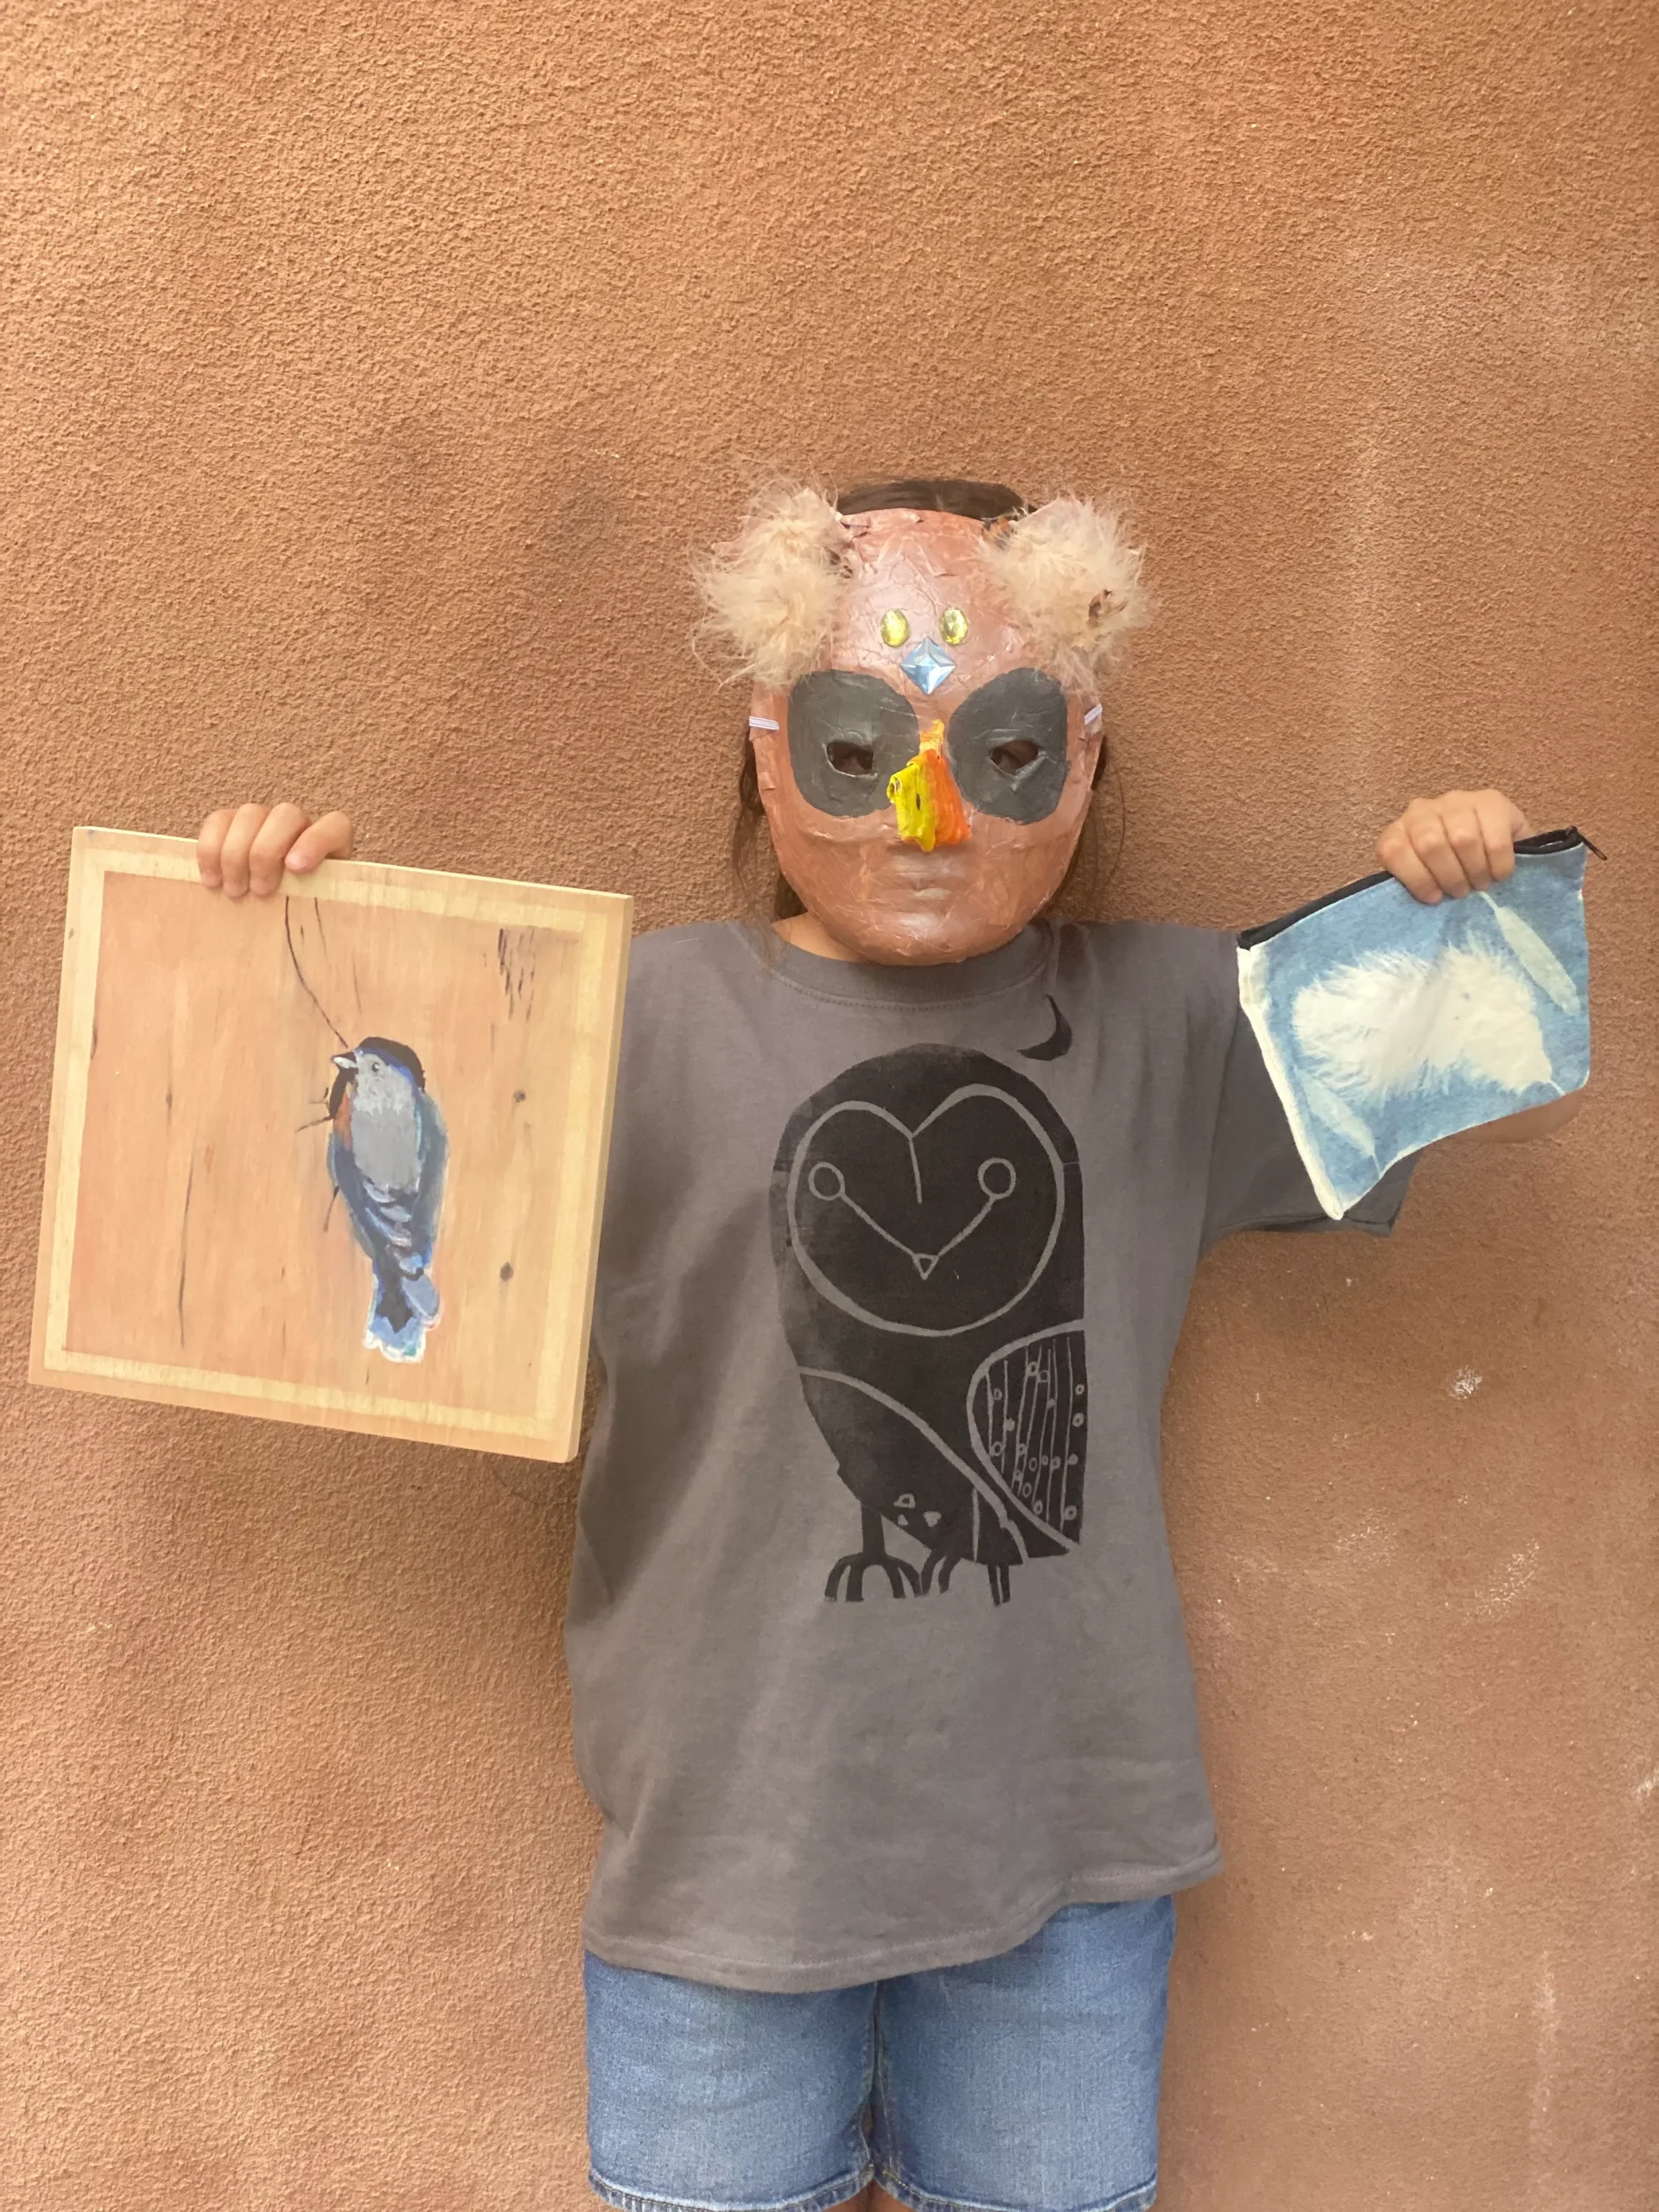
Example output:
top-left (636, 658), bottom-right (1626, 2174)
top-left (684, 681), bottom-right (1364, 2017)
top-left (832, 903), bottom-right (1045, 966)
top-left (766, 810), bottom-right (1080, 967)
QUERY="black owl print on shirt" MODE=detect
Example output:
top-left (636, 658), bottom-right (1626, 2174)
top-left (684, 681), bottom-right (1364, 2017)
top-left (770, 1046), bottom-right (1086, 1608)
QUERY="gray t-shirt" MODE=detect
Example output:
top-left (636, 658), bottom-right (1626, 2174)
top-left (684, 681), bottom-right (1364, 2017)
top-left (567, 918), bottom-right (1413, 1992)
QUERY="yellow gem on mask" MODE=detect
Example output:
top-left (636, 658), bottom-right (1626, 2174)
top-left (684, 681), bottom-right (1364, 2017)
top-left (938, 606), bottom-right (969, 645)
top-left (879, 608), bottom-right (911, 648)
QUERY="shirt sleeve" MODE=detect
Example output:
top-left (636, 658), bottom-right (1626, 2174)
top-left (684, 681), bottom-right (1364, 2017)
top-left (1200, 972), bottom-right (1417, 1253)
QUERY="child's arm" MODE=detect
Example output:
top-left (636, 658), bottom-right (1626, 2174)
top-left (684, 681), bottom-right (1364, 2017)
top-left (1446, 1092), bottom-right (1584, 1142)
top-left (1374, 785), bottom-right (1588, 1146)
top-left (195, 802), bottom-right (354, 896)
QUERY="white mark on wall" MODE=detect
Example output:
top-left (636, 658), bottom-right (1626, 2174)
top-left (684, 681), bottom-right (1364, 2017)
top-left (1341, 251), bottom-right (1659, 369)
top-left (1398, 1842), bottom-right (1490, 2024)
top-left (1236, 1516), bottom-right (1403, 1597)
top-left (1341, 420), bottom-right (1390, 779)
top-left (1529, 1955), bottom-right (1559, 2168)
top-left (1334, 1516), bottom-right (1397, 1567)
top-left (1636, 1768), bottom-right (1658, 1805)
top-left (1450, 1368), bottom-right (1483, 1401)
top-left (1471, 1541), bottom-right (1541, 1618)
top-left (1337, 250), bottom-right (1658, 802)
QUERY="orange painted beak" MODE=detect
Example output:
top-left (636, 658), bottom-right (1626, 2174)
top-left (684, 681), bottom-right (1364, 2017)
top-left (887, 722), bottom-right (970, 850)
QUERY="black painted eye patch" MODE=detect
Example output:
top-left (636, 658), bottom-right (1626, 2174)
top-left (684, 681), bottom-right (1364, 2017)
top-left (946, 670), bottom-right (1070, 822)
top-left (785, 665), bottom-right (1071, 823)
top-left (787, 671), bottom-right (920, 817)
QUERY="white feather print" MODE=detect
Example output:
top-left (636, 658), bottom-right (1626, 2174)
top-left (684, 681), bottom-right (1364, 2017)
top-left (1301, 1073), bottom-right (1379, 1155)
top-left (1478, 893), bottom-right (1581, 1013)
top-left (1291, 944), bottom-right (1554, 1100)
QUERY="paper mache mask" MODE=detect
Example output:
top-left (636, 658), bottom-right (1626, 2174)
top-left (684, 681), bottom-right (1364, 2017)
top-left (697, 488), bottom-right (1148, 963)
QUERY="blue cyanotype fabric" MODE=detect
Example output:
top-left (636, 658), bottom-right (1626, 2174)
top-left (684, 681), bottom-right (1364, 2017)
top-left (1236, 830), bottom-right (1593, 1220)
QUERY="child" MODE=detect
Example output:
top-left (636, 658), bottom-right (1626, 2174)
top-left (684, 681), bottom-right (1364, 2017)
top-left (196, 477), bottom-right (1581, 2212)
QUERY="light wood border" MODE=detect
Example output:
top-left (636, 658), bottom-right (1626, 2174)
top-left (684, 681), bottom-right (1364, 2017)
top-left (29, 828), bottom-right (632, 1461)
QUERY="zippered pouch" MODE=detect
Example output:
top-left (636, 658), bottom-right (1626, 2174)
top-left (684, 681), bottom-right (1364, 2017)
top-left (1236, 830), bottom-right (1596, 1219)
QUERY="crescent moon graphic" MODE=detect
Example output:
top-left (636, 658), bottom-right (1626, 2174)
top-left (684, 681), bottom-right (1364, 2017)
top-left (1018, 995), bottom-right (1072, 1063)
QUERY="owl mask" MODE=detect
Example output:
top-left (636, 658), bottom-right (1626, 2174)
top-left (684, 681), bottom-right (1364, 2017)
top-left (697, 489), bottom-right (1148, 964)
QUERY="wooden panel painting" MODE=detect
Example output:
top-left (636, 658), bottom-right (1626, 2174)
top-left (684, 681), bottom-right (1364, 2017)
top-left (31, 830), bottom-right (632, 1460)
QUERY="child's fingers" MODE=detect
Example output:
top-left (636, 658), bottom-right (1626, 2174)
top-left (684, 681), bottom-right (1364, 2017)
top-left (1383, 800), bottom-right (1471, 899)
top-left (1402, 798), bottom-right (1478, 898)
top-left (217, 804), bottom-right (273, 899)
top-left (1472, 788), bottom-right (1531, 881)
top-left (245, 803), bottom-right (315, 895)
top-left (196, 807), bottom-right (238, 888)
top-left (1436, 791), bottom-right (1497, 892)
top-left (1376, 818), bottom-right (1444, 902)
top-left (1378, 788), bottom-right (1536, 904)
top-left (285, 810), bottom-right (356, 874)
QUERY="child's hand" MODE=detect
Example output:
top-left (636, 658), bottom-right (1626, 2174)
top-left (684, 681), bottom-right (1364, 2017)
top-left (196, 804), bottom-right (355, 897)
top-left (1375, 789), bottom-right (1532, 904)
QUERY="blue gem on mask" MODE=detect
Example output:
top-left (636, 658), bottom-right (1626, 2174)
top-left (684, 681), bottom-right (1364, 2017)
top-left (899, 639), bottom-right (955, 695)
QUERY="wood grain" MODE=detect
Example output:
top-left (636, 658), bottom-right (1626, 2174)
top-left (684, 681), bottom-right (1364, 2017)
top-left (30, 829), bottom-right (631, 1459)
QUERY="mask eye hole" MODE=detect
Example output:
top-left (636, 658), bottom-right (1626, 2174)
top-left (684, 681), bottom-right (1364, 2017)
top-left (988, 738), bottom-right (1041, 778)
top-left (789, 669), bottom-right (918, 816)
top-left (827, 740), bottom-right (877, 777)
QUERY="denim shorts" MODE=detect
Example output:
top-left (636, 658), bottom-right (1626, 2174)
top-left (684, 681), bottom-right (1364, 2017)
top-left (585, 1896), bottom-right (1176, 2212)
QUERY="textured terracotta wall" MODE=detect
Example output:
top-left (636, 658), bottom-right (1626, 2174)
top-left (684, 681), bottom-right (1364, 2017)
top-left (4, 3), bottom-right (1655, 2206)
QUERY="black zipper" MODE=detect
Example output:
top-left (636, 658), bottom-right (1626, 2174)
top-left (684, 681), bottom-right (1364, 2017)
top-left (1236, 827), bottom-right (1604, 950)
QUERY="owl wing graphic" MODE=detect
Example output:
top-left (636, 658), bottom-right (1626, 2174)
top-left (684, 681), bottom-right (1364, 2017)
top-left (967, 1325), bottom-right (1086, 1550)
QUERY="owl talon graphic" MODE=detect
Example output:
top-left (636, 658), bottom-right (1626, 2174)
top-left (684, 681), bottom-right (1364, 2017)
top-left (919, 1548), bottom-right (955, 1595)
top-left (918, 1538), bottom-right (1017, 1606)
top-left (824, 1507), bottom-right (924, 1601)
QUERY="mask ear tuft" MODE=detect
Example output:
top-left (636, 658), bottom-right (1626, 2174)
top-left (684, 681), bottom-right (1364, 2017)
top-left (693, 486), bottom-right (853, 686)
top-left (978, 496), bottom-right (1150, 690)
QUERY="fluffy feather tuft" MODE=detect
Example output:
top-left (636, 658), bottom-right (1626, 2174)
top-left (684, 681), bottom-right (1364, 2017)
top-left (1291, 945), bottom-right (1553, 1101)
top-left (692, 485), bottom-right (852, 686)
top-left (978, 496), bottom-right (1149, 690)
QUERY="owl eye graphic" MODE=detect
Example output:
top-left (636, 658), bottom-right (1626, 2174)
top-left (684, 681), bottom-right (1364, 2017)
top-left (804, 1151), bottom-right (1019, 1281)
top-left (787, 1089), bottom-right (1065, 1338)
top-left (772, 1044), bottom-right (1087, 1610)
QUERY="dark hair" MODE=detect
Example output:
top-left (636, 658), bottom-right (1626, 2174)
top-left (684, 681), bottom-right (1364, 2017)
top-left (728, 475), bottom-right (1122, 925)
top-left (833, 478), bottom-right (1027, 523)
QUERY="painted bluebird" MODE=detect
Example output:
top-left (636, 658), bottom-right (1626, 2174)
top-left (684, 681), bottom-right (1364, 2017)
top-left (327, 1037), bottom-right (448, 1363)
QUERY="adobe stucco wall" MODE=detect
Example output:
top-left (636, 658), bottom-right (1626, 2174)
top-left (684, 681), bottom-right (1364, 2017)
top-left (4, 3), bottom-right (1655, 2207)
